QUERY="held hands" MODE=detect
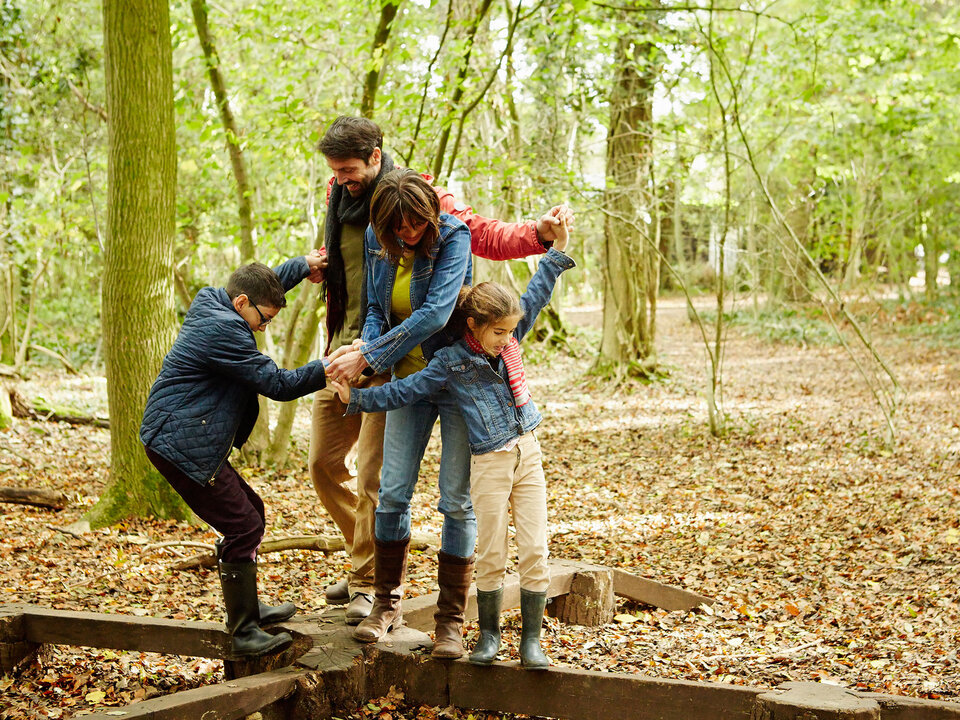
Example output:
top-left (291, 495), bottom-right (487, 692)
top-left (305, 249), bottom-right (328, 284)
top-left (328, 377), bottom-right (351, 404)
top-left (536, 205), bottom-right (575, 247)
top-left (326, 346), bottom-right (369, 383)
top-left (553, 212), bottom-right (570, 253)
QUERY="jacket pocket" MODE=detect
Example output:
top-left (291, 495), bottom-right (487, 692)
top-left (448, 362), bottom-right (480, 385)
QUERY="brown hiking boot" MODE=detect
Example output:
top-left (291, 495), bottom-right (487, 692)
top-left (353, 537), bottom-right (409, 643)
top-left (431, 551), bottom-right (475, 659)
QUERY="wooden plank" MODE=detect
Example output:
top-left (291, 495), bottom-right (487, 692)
top-left (611, 569), bottom-right (713, 611)
top-left (401, 561), bottom-right (577, 630)
top-left (449, 660), bottom-right (763, 720)
top-left (861, 693), bottom-right (960, 719)
top-left (16, 604), bottom-right (232, 658)
top-left (77, 666), bottom-right (308, 720)
top-left (363, 649), bottom-right (763, 720)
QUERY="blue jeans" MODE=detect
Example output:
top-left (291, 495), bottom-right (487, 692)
top-left (376, 388), bottom-right (476, 557)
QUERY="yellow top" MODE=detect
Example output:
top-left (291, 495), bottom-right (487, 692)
top-left (390, 255), bottom-right (427, 379)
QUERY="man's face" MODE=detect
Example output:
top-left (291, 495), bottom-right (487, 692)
top-left (326, 147), bottom-right (382, 197)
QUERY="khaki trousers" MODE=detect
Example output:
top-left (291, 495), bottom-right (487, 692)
top-left (308, 372), bottom-right (388, 592)
top-left (469, 432), bottom-right (550, 593)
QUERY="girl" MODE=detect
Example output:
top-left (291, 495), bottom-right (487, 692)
top-left (330, 220), bottom-right (573, 669)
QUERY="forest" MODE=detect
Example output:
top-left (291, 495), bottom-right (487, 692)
top-left (2, 0), bottom-right (960, 717)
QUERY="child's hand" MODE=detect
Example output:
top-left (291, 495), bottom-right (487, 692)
top-left (553, 211), bottom-right (570, 253)
top-left (306, 249), bottom-right (328, 283)
top-left (328, 377), bottom-right (351, 404)
top-left (536, 205), bottom-right (574, 247)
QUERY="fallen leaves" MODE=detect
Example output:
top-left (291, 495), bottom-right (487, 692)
top-left (2, 301), bottom-right (960, 716)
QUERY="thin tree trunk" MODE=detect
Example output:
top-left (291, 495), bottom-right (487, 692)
top-left (430, 0), bottom-right (495, 181)
top-left (88, 0), bottom-right (190, 528)
top-left (360, 0), bottom-right (402, 117)
top-left (190, 0), bottom-right (255, 262)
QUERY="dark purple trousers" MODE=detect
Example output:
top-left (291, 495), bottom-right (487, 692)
top-left (145, 447), bottom-right (265, 563)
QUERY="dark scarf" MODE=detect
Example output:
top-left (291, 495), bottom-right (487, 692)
top-left (323, 151), bottom-right (396, 342)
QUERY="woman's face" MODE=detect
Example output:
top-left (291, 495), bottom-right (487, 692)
top-left (396, 216), bottom-right (428, 248)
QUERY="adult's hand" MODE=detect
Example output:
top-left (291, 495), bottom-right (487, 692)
top-left (536, 205), bottom-right (575, 245)
top-left (305, 249), bottom-right (328, 283)
top-left (327, 348), bottom-right (369, 383)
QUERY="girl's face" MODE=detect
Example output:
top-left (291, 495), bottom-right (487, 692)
top-left (396, 216), bottom-right (428, 248)
top-left (467, 315), bottom-right (522, 356)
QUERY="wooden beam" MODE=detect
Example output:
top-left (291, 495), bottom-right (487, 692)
top-left (77, 666), bottom-right (309, 720)
top-left (365, 649), bottom-right (764, 720)
top-left (612, 569), bottom-right (713, 611)
top-left (13, 604), bottom-right (232, 658)
top-left (861, 693), bottom-right (960, 719)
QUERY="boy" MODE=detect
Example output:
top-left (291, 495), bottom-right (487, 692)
top-left (140, 254), bottom-right (326, 657)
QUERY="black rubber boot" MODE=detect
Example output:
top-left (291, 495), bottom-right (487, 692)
top-left (468, 587), bottom-right (502, 665)
top-left (219, 562), bottom-right (293, 657)
top-left (519, 588), bottom-right (550, 670)
top-left (215, 538), bottom-right (297, 625)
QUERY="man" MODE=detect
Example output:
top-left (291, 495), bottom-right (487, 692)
top-left (310, 115), bottom-right (572, 625)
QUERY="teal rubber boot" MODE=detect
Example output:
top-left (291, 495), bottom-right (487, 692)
top-left (468, 587), bottom-right (503, 665)
top-left (519, 588), bottom-right (550, 670)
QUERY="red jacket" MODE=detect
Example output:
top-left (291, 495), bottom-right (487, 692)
top-left (323, 173), bottom-right (543, 258)
top-left (321, 173), bottom-right (545, 352)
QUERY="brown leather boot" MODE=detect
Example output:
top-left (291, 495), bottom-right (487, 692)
top-left (353, 537), bottom-right (409, 643)
top-left (431, 551), bottom-right (475, 659)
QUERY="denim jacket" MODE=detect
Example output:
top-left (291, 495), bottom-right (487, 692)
top-left (347, 248), bottom-right (576, 454)
top-left (360, 213), bottom-right (472, 374)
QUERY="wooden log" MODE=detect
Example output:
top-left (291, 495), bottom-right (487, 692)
top-left (77, 666), bottom-right (309, 720)
top-left (0, 487), bottom-right (68, 509)
top-left (365, 650), bottom-right (765, 720)
top-left (612, 568), bottom-right (714, 611)
top-left (13, 603), bottom-right (232, 658)
top-left (225, 631), bottom-right (314, 680)
top-left (752, 682), bottom-right (880, 720)
top-left (547, 567), bottom-right (615, 626)
top-left (171, 532), bottom-right (437, 570)
top-left (861, 692), bottom-right (960, 719)
top-left (0, 610), bottom-right (39, 673)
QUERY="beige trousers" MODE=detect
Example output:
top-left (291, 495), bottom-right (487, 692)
top-left (469, 432), bottom-right (550, 593)
top-left (308, 372), bottom-right (388, 592)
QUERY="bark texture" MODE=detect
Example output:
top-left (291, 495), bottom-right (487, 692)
top-left (90, 0), bottom-right (190, 527)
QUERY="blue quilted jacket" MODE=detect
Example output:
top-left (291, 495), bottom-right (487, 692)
top-left (140, 257), bottom-right (326, 485)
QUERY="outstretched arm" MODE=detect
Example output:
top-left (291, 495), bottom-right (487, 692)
top-left (339, 359), bottom-right (448, 415)
top-left (514, 217), bottom-right (574, 343)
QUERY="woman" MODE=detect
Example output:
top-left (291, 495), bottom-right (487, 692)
top-left (325, 169), bottom-right (475, 658)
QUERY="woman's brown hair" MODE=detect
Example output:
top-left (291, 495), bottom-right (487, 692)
top-left (369, 169), bottom-right (441, 264)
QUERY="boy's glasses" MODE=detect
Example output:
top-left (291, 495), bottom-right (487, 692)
top-left (250, 301), bottom-right (272, 327)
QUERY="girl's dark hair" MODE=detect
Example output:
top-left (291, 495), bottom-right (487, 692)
top-left (369, 169), bottom-right (441, 264)
top-left (448, 282), bottom-right (522, 337)
top-left (226, 263), bottom-right (287, 309)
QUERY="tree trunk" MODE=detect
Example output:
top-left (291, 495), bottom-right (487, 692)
top-left (924, 226), bottom-right (939, 302)
top-left (87, 0), bottom-right (191, 528)
top-left (360, 0), bottom-right (402, 117)
top-left (430, 0), bottom-right (495, 181)
top-left (599, 28), bottom-right (659, 373)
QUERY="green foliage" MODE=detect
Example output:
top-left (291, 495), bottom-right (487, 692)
top-left (707, 306), bottom-right (839, 347)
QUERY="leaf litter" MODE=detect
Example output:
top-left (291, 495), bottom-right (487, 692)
top-left (1, 299), bottom-right (959, 717)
